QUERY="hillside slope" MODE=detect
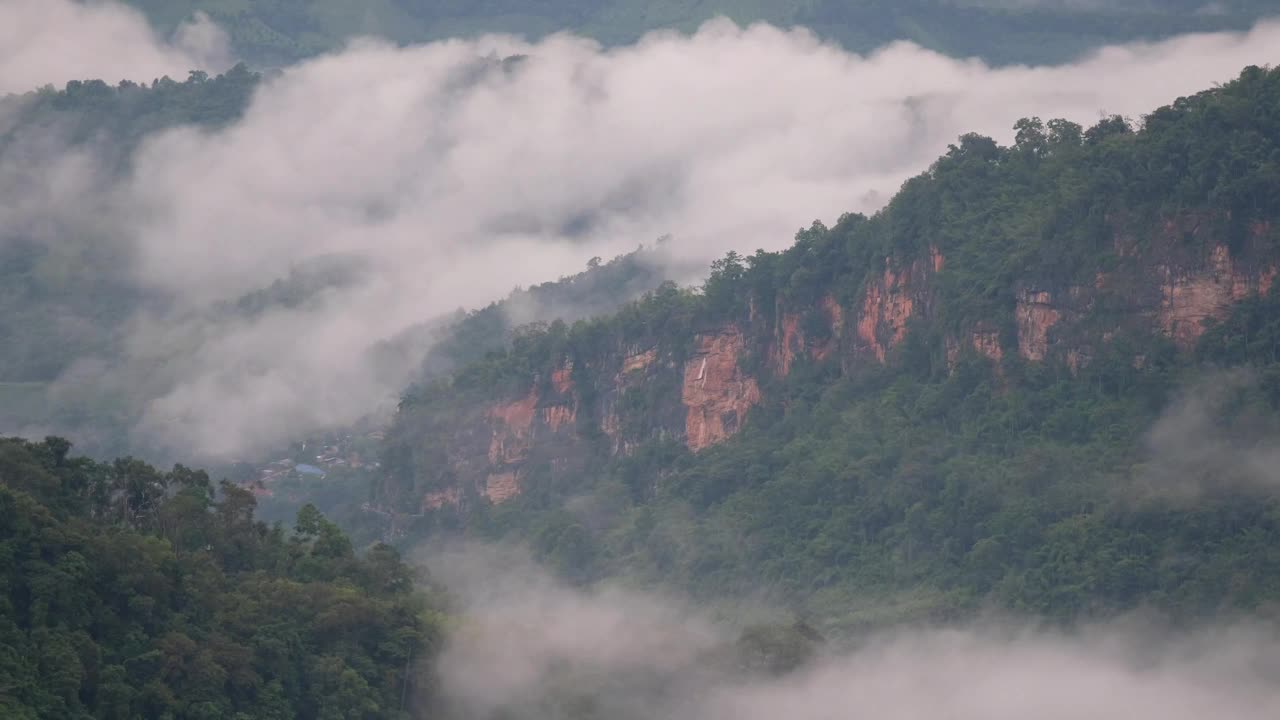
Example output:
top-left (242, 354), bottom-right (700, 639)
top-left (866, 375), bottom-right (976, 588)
top-left (381, 65), bottom-right (1280, 627)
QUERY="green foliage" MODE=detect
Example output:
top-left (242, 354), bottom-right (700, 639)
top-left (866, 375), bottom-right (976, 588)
top-left (0, 437), bottom-right (440, 719)
top-left (735, 620), bottom-right (823, 675)
top-left (0, 64), bottom-right (259, 161)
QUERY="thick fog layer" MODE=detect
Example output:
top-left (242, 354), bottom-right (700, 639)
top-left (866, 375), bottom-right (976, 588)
top-left (5, 2), bottom-right (1280, 459)
top-left (705, 626), bottom-right (1280, 720)
top-left (1137, 369), bottom-right (1280, 501)
top-left (0, 0), bottom-right (229, 95)
top-left (426, 545), bottom-right (1280, 720)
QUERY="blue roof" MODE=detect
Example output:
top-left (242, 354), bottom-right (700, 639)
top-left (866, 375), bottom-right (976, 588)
top-left (295, 464), bottom-right (326, 476)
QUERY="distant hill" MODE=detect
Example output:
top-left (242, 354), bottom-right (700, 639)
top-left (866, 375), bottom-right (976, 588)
top-left (124, 0), bottom-right (1276, 67)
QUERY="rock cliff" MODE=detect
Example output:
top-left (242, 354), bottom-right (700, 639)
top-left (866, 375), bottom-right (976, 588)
top-left (386, 212), bottom-right (1279, 510)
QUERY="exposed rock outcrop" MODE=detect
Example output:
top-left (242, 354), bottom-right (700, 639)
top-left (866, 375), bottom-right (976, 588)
top-left (622, 348), bottom-right (658, 374)
top-left (769, 294), bottom-right (845, 375)
top-left (551, 360), bottom-right (574, 394)
top-left (945, 325), bottom-right (1003, 367)
top-left (683, 327), bottom-right (761, 452)
top-left (485, 472), bottom-right (520, 504)
top-left (773, 313), bottom-right (803, 377)
top-left (1016, 289), bottom-right (1060, 361)
top-left (424, 487), bottom-right (461, 510)
top-left (972, 327), bottom-right (1004, 364)
top-left (856, 249), bottom-right (942, 362)
top-left (1158, 244), bottom-right (1276, 348)
top-left (487, 390), bottom-right (538, 465)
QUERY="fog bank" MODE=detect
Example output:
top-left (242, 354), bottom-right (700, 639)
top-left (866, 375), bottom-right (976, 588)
top-left (0, 0), bottom-right (230, 95)
top-left (425, 544), bottom-right (1280, 720)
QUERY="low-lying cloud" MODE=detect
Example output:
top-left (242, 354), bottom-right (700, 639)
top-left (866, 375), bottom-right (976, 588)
top-left (1136, 369), bottom-right (1280, 501)
top-left (0, 0), bottom-right (230, 95)
top-left (705, 624), bottom-right (1280, 720)
top-left (424, 544), bottom-right (1280, 720)
top-left (5, 2), bottom-right (1280, 459)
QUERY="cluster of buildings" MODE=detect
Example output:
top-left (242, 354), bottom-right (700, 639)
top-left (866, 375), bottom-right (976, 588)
top-left (248, 430), bottom-right (385, 498)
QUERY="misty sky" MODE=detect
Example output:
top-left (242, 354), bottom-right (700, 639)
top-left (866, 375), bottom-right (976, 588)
top-left (3, 1), bottom-right (1280, 459)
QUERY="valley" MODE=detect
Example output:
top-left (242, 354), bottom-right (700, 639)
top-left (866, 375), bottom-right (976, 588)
top-left (3, 2), bottom-right (1280, 718)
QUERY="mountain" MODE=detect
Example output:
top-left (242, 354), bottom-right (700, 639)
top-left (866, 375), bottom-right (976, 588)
top-left (0, 436), bottom-right (440, 718)
top-left (125, 0), bottom-right (1275, 67)
top-left (377, 65), bottom-right (1280, 628)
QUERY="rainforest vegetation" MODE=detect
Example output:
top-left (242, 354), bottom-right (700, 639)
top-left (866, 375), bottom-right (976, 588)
top-left (0, 436), bottom-right (441, 719)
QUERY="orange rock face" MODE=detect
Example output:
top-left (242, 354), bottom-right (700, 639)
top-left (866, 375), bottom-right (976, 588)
top-left (682, 327), bottom-right (761, 452)
top-left (774, 313), bottom-right (802, 376)
top-left (543, 405), bottom-right (575, 432)
top-left (972, 328), bottom-right (1003, 363)
top-left (853, 250), bottom-right (941, 363)
top-left (551, 360), bottom-right (574, 394)
top-left (622, 348), bottom-right (658, 374)
top-left (771, 294), bottom-right (845, 375)
top-left (424, 487), bottom-right (461, 510)
top-left (481, 378), bottom-right (577, 503)
top-left (487, 389), bottom-right (538, 465)
top-left (1158, 244), bottom-right (1271, 348)
top-left (820, 293), bottom-right (846, 335)
top-left (485, 472), bottom-right (520, 504)
top-left (813, 294), bottom-right (845, 363)
top-left (858, 265), bottom-right (916, 362)
top-left (1066, 349), bottom-right (1089, 374)
top-left (1261, 268), bottom-right (1277, 296)
top-left (488, 389), bottom-right (537, 430)
top-left (944, 326), bottom-right (1002, 367)
top-left (1016, 289), bottom-right (1061, 361)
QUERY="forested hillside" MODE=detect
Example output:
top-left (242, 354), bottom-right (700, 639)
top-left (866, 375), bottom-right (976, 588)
top-left (125, 0), bottom-right (1274, 66)
top-left (0, 436), bottom-right (439, 719)
top-left (381, 65), bottom-right (1280, 629)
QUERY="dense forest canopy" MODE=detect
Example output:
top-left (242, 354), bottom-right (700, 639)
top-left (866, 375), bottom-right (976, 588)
top-left (121, 0), bottom-right (1277, 66)
top-left (0, 436), bottom-right (440, 719)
